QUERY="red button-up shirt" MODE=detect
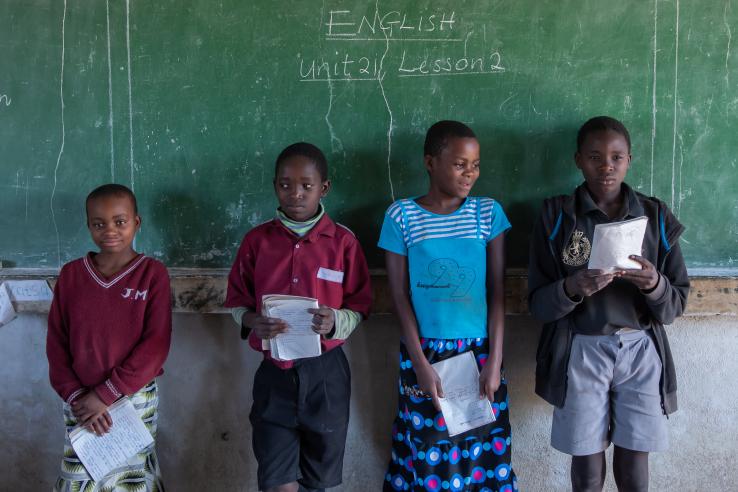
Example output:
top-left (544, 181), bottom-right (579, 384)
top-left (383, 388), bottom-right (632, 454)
top-left (224, 214), bottom-right (372, 369)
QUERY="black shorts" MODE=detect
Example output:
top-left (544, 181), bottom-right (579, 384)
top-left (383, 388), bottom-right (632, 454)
top-left (250, 346), bottom-right (351, 491)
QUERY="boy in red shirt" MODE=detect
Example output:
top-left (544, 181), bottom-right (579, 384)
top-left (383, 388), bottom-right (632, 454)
top-left (225, 142), bottom-right (372, 492)
top-left (47, 184), bottom-right (171, 490)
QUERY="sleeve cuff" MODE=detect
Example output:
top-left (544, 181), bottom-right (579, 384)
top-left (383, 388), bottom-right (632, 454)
top-left (231, 306), bottom-right (249, 327)
top-left (326, 308), bottom-right (363, 340)
top-left (558, 279), bottom-right (583, 306)
top-left (65, 388), bottom-right (86, 405)
top-left (377, 243), bottom-right (407, 256)
top-left (643, 273), bottom-right (668, 303)
top-left (93, 379), bottom-right (123, 406)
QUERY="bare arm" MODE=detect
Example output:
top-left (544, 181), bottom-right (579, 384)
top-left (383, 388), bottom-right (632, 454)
top-left (386, 250), bottom-right (444, 410)
top-left (479, 234), bottom-right (505, 399)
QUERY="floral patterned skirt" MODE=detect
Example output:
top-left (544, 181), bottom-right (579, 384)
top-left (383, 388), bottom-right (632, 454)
top-left (53, 380), bottom-right (165, 492)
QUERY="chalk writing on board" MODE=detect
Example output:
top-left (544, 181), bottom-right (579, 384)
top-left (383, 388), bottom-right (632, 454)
top-left (0, 91), bottom-right (11, 108)
top-left (299, 54), bottom-right (381, 81)
top-left (397, 49), bottom-right (505, 77)
top-left (325, 9), bottom-right (457, 38)
top-left (5, 280), bottom-right (53, 302)
top-left (299, 9), bottom-right (505, 82)
top-left (298, 46), bottom-right (505, 82)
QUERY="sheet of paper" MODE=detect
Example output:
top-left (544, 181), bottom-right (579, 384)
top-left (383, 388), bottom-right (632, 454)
top-left (433, 351), bottom-right (496, 437)
top-left (4, 279), bottom-right (53, 302)
top-left (588, 216), bottom-right (648, 271)
top-left (0, 283), bottom-right (17, 327)
top-left (262, 295), bottom-right (321, 361)
top-left (69, 398), bottom-right (154, 481)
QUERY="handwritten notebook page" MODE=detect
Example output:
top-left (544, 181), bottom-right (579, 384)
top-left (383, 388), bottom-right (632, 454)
top-left (588, 216), bottom-right (648, 271)
top-left (68, 398), bottom-right (154, 481)
top-left (261, 294), bottom-right (321, 360)
top-left (432, 351), bottom-right (496, 437)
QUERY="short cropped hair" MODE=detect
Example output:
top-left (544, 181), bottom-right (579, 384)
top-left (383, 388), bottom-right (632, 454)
top-left (424, 120), bottom-right (477, 157)
top-left (577, 116), bottom-right (631, 152)
top-left (275, 142), bottom-right (329, 181)
top-left (86, 183), bottom-right (138, 216)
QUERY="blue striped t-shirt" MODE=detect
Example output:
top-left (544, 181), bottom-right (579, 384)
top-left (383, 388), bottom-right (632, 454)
top-left (379, 197), bottom-right (511, 255)
top-left (378, 197), bottom-right (511, 339)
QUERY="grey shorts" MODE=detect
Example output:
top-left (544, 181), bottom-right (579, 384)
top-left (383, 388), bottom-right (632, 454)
top-left (551, 329), bottom-right (668, 456)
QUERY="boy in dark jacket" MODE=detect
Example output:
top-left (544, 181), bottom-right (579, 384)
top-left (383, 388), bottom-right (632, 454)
top-left (528, 116), bottom-right (689, 492)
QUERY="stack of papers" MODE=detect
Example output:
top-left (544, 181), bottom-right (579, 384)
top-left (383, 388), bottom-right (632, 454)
top-left (0, 279), bottom-right (53, 327)
top-left (432, 351), bottom-right (496, 437)
top-left (0, 283), bottom-right (16, 327)
top-left (261, 294), bottom-right (322, 361)
top-left (588, 216), bottom-right (648, 271)
top-left (69, 398), bottom-right (154, 481)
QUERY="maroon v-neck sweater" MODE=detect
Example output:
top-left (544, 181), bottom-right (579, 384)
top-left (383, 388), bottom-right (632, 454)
top-left (46, 253), bottom-right (172, 405)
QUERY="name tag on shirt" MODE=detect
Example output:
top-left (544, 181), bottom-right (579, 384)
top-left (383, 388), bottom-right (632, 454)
top-left (317, 267), bottom-right (344, 284)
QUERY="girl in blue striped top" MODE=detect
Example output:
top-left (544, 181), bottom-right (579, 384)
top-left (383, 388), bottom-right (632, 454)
top-left (378, 121), bottom-right (517, 492)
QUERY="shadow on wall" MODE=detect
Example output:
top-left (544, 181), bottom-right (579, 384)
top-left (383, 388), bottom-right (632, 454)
top-left (328, 144), bottom-right (412, 268)
top-left (473, 122), bottom-right (582, 267)
top-left (342, 316), bottom-right (401, 486)
top-left (142, 153), bottom-right (275, 269)
top-left (157, 313), bottom-right (260, 489)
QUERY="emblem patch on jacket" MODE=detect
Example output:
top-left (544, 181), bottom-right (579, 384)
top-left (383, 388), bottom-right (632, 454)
top-left (562, 229), bottom-right (591, 266)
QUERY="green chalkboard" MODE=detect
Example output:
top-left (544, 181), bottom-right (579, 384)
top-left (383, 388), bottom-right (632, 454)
top-left (1, 0), bottom-right (737, 270)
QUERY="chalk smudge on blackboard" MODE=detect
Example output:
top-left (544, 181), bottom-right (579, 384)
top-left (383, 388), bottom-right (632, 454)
top-left (106, 0), bottom-right (115, 181)
top-left (248, 211), bottom-right (262, 227)
top-left (725, 0), bottom-right (733, 88)
top-left (126, 0), bottom-right (135, 193)
top-left (324, 73), bottom-right (345, 155)
top-left (225, 195), bottom-right (246, 229)
top-left (191, 248), bottom-right (227, 262)
top-left (499, 92), bottom-right (515, 113)
top-left (51, 0), bottom-right (68, 267)
top-left (225, 194), bottom-right (262, 230)
top-left (677, 133), bottom-right (684, 217)
top-left (376, 1), bottom-right (396, 202)
top-left (671, 0), bottom-right (680, 211)
top-left (24, 174), bottom-right (30, 222)
top-left (650, 0), bottom-right (658, 195)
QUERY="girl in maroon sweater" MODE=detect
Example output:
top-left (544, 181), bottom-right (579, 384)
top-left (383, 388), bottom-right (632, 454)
top-left (46, 184), bottom-right (171, 491)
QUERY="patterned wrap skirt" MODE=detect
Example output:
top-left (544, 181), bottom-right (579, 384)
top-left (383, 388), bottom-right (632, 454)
top-left (53, 380), bottom-right (165, 492)
top-left (384, 338), bottom-right (518, 492)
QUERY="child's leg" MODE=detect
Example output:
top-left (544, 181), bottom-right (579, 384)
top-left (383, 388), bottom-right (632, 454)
top-left (552, 334), bottom-right (616, 492)
top-left (294, 347), bottom-right (351, 491)
top-left (610, 330), bottom-right (666, 492)
top-left (297, 485), bottom-right (324, 492)
top-left (264, 484), bottom-right (299, 492)
top-left (571, 452), bottom-right (606, 492)
top-left (551, 335), bottom-right (613, 456)
top-left (250, 361), bottom-right (303, 491)
top-left (613, 447), bottom-right (649, 492)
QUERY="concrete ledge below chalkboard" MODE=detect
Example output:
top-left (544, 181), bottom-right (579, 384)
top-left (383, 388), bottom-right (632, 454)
top-left (1, 268), bottom-right (737, 316)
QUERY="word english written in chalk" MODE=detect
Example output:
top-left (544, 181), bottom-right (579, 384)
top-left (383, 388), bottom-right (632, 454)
top-left (325, 8), bottom-right (456, 38)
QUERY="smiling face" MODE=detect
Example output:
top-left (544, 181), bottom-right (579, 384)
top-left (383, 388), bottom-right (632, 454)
top-left (575, 129), bottom-right (631, 201)
top-left (425, 136), bottom-right (481, 199)
top-left (86, 194), bottom-right (140, 255)
top-left (274, 155), bottom-right (331, 222)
